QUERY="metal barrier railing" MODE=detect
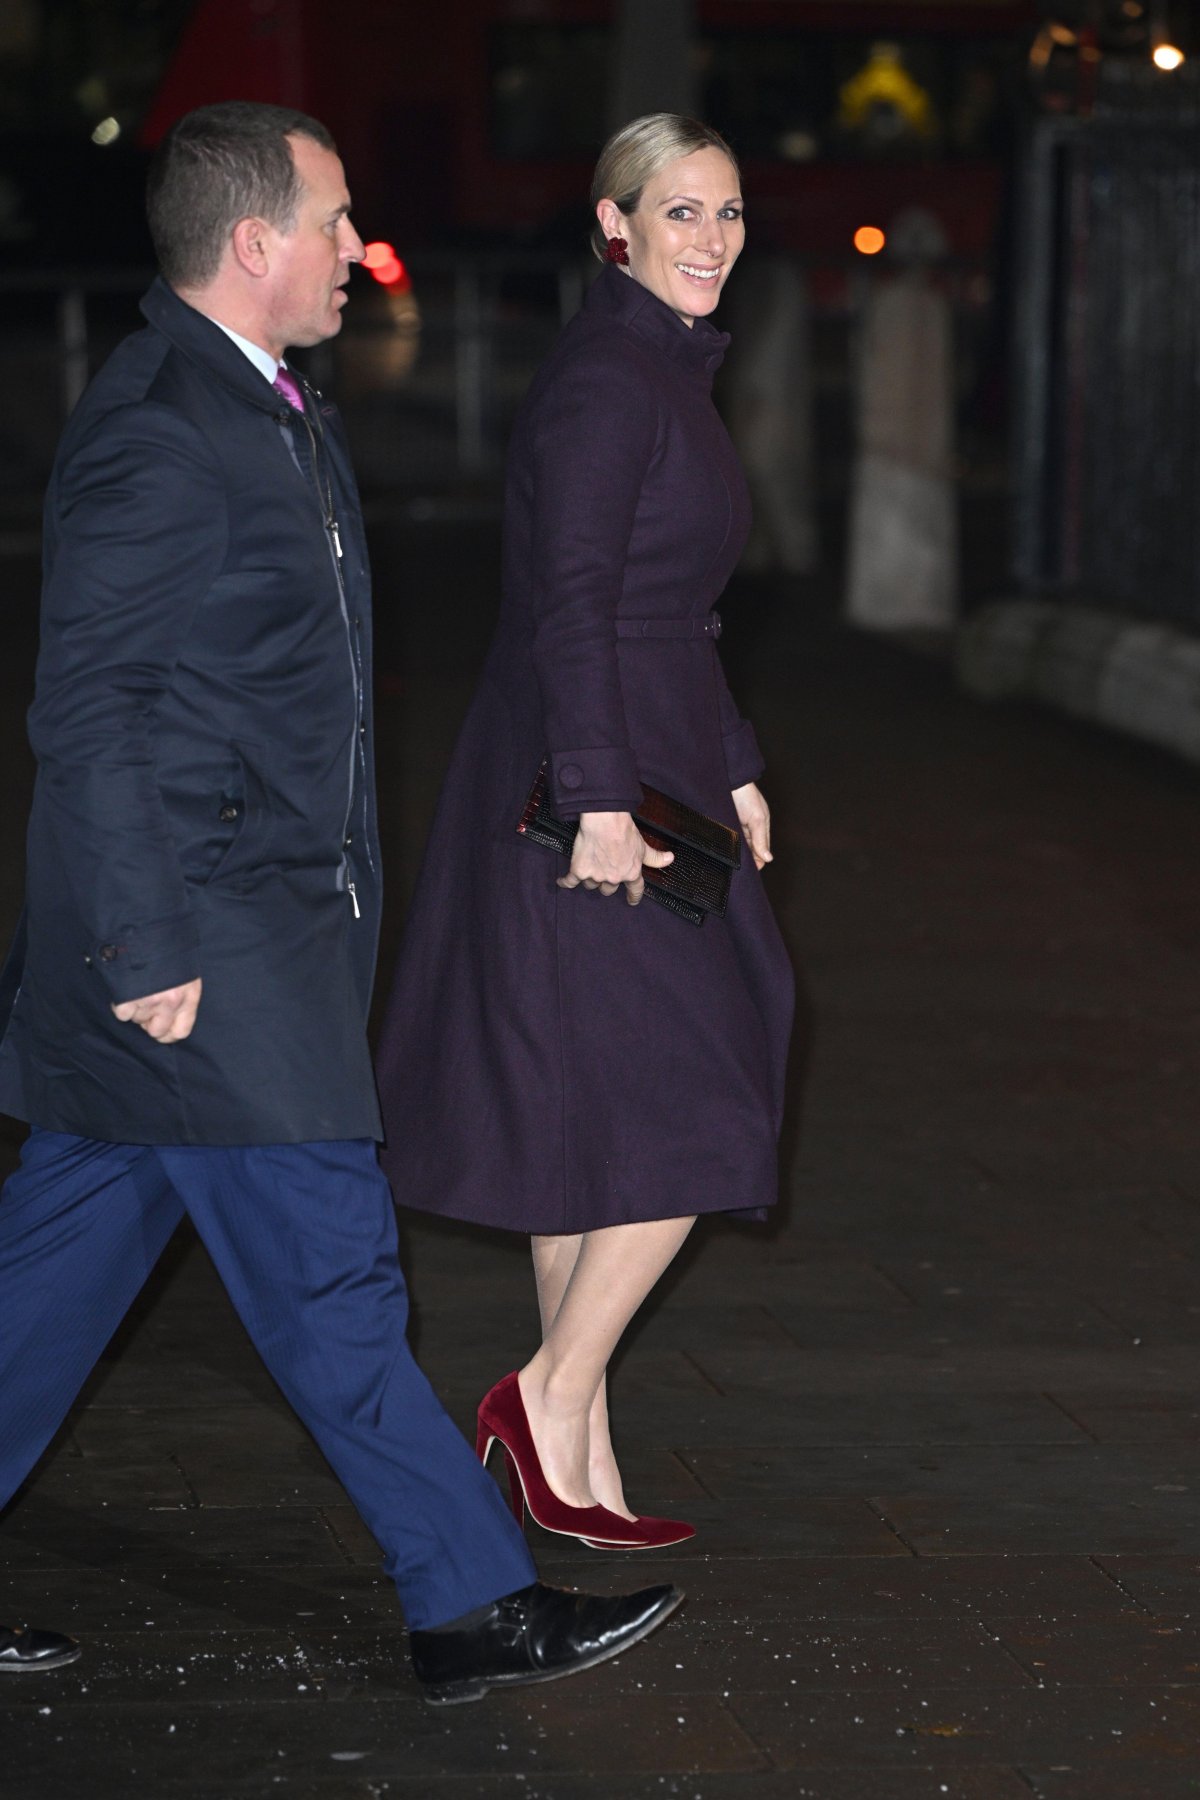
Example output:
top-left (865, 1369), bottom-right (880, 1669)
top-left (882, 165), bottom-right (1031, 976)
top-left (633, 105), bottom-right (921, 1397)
top-left (1, 248), bottom-right (995, 514)
top-left (0, 254), bottom-right (588, 493)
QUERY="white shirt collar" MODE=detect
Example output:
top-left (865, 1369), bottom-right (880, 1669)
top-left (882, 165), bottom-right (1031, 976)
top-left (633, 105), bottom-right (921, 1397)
top-left (207, 317), bottom-right (281, 386)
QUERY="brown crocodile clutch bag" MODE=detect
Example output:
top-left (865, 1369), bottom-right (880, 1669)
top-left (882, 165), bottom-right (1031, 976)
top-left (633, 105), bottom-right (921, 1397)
top-left (517, 760), bottom-right (740, 927)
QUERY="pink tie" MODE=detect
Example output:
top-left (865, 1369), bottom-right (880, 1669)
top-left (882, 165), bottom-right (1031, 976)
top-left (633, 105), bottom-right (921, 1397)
top-left (272, 366), bottom-right (305, 413)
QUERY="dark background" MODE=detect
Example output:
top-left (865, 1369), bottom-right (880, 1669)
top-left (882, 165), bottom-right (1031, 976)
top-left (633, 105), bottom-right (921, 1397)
top-left (5, 0), bottom-right (1199, 605)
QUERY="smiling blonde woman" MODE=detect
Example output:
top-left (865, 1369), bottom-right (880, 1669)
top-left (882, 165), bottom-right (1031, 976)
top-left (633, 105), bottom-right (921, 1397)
top-left (378, 114), bottom-right (794, 1554)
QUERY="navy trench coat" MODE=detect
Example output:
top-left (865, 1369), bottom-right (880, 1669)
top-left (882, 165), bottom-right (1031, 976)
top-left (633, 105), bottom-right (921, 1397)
top-left (0, 279), bottom-right (383, 1146)
top-left (377, 265), bottom-right (794, 1233)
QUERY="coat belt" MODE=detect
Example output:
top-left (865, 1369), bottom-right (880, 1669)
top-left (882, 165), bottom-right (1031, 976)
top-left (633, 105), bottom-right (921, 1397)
top-left (615, 612), bottom-right (721, 640)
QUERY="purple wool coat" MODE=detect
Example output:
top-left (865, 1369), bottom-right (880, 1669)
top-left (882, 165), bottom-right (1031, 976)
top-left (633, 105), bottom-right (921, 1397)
top-left (377, 264), bottom-right (794, 1232)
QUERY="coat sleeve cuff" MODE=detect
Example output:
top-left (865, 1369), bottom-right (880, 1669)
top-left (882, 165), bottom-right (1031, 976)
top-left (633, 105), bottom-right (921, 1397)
top-left (549, 747), bottom-right (643, 819)
top-left (89, 911), bottom-right (201, 1003)
top-left (722, 719), bottom-right (766, 790)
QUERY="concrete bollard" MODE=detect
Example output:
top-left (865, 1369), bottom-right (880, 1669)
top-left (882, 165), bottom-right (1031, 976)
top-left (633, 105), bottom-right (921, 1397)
top-left (721, 256), bottom-right (819, 576)
top-left (845, 208), bottom-right (958, 631)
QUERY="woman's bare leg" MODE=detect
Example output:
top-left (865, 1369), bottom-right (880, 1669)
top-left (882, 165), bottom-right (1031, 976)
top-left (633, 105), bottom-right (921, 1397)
top-left (530, 1233), bottom-right (582, 1338)
top-left (519, 1215), bottom-right (696, 1511)
top-left (530, 1234), bottom-right (627, 1514)
top-left (582, 1374), bottom-right (624, 1517)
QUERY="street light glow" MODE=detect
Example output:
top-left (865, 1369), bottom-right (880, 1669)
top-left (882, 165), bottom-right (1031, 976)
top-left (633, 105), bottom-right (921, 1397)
top-left (854, 226), bottom-right (886, 256)
top-left (362, 242), bottom-right (410, 288)
top-left (1153, 44), bottom-right (1186, 71)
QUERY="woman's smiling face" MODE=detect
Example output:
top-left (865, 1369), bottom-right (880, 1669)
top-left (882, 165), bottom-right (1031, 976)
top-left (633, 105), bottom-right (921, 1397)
top-left (597, 146), bottom-right (745, 329)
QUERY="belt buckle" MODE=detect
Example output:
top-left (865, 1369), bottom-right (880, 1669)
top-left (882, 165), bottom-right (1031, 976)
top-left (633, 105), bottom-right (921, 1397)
top-left (709, 611), bottom-right (722, 640)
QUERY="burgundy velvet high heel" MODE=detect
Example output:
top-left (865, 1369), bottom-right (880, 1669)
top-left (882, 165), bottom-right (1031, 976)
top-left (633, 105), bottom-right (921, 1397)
top-left (475, 1372), bottom-right (695, 1550)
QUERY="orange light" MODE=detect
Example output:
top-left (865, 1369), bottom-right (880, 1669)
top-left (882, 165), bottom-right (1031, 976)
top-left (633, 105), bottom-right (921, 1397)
top-left (362, 240), bottom-right (397, 270)
top-left (1153, 43), bottom-right (1186, 71)
top-left (854, 225), bottom-right (887, 257)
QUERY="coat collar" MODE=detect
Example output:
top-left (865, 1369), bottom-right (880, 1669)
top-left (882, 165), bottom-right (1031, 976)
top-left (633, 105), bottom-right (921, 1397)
top-left (139, 277), bottom-right (289, 417)
top-left (586, 262), bottom-right (731, 380)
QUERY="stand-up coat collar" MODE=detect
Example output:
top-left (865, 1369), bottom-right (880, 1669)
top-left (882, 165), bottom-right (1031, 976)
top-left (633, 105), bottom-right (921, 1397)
top-left (586, 262), bottom-right (731, 380)
top-left (140, 276), bottom-right (285, 416)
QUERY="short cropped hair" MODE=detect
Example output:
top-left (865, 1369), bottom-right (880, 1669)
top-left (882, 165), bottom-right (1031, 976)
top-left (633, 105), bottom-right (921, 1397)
top-left (147, 101), bottom-right (337, 289)
top-left (590, 113), bottom-right (739, 261)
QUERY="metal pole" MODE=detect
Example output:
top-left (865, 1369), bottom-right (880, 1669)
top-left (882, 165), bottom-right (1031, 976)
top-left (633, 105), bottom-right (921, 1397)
top-left (454, 263), bottom-right (486, 474)
top-left (58, 286), bottom-right (88, 417)
top-left (608, 0), bottom-right (697, 130)
top-left (1012, 119), bottom-right (1065, 589)
top-left (557, 263), bottom-right (585, 326)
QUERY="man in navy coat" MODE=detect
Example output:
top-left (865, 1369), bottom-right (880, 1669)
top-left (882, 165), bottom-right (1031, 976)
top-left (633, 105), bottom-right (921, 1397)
top-left (0, 102), bottom-right (678, 1699)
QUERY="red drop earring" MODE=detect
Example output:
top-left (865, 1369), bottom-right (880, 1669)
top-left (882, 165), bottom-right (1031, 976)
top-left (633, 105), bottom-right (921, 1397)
top-left (605, 236), bottom-right (630, 266)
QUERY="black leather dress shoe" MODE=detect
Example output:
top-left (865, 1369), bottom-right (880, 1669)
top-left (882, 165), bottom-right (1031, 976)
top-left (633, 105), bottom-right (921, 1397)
top-left (410, 1580), bottom-right (682, 1705)
top-left (0, 1626), bottom-right (81, 1672)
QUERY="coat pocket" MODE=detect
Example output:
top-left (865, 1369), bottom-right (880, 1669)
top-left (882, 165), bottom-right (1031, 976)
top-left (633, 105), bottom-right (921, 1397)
top-left (198, 743), bottom-right (278, 889)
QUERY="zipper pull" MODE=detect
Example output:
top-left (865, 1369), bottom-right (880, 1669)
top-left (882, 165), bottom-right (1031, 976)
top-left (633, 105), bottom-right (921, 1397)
top-left (347, 879), bottom-right (360, 919)
top-left (329, 520), bottom-right (343, 561)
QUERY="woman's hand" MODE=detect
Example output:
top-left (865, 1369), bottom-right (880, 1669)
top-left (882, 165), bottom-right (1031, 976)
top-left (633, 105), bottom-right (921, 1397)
top-left (732, 782), bottom-right (773, 871)
top-left (558, 811), bottom-right (674, 906)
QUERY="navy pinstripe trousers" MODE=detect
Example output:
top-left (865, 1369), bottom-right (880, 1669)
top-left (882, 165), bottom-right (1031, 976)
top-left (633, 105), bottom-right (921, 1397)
top-left (0, 1129), bottom-right (536, 1629)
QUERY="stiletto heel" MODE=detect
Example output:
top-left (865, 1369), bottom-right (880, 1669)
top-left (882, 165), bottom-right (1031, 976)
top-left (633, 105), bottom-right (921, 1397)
top-left (475, 1371), bottom-right (678, 1549)
top-left (477, 1422), bottom-right (527, 1526)
top-left (500, 1447), bottom-right (526, 1527)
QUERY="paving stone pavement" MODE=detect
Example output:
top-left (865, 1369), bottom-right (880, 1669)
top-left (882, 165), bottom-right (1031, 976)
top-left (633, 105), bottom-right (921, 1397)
top-left (4, 528), bottom-right (1200, 1797)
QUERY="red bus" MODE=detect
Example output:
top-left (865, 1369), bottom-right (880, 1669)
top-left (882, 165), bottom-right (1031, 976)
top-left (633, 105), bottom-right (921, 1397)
top-left (143, 0), bottom-right (1033, 260)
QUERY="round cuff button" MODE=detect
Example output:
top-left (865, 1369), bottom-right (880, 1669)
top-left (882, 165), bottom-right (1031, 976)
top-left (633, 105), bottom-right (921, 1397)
top-left (559, 763), bottom-right (584, 791)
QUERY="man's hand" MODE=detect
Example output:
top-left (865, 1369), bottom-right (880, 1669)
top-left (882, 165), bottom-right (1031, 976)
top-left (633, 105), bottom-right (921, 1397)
top-left (112, 978), bottom-right (202, 1044)
top-left (732, 782), bottom-right (773, 871)
top-left (558, 811), bottom-right (674, 907)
